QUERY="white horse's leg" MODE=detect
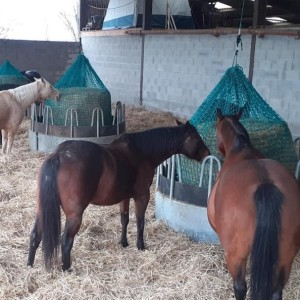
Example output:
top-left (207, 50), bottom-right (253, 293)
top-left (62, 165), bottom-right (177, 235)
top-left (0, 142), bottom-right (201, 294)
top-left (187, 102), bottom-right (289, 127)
top-left (1, 129), bottom-right (8, 154)
top-left (7, 130), bottom-right (16, 154)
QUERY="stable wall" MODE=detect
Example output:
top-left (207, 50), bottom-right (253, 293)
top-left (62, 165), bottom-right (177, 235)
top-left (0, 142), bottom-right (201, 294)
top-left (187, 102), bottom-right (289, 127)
top-left (82, 30), bottom-right (300, 138)
top-left (0, 39), bottom-right (81, 85)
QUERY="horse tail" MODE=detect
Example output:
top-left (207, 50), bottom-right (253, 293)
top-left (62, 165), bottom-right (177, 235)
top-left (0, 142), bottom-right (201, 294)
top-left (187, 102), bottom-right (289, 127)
top-left (39, 154), bottom-right (61, 270)
top-left (250, 182), bottom-right (283, 300)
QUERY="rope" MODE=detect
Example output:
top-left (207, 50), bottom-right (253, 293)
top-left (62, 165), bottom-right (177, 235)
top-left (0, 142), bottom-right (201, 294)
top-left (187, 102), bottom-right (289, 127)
top-left (232, 0), bottom-right (246, 66)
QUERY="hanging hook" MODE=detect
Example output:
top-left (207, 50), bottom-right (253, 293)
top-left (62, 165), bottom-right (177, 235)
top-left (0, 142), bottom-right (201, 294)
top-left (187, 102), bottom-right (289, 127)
top-left (232, 0), bottom-right (245, 66)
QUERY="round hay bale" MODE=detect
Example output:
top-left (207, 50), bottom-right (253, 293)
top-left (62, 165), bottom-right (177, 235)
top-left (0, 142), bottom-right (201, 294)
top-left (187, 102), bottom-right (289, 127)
top-left (181, 65), bottom-right (298, 186)
top-left (45, 87), bottom-right (112, 126)
top-left (180, 119), bottom-right (297, 186)
top-left (0, 75), bottom-right (29, 90)
top-left (0, 60), bottom-right (29, 90)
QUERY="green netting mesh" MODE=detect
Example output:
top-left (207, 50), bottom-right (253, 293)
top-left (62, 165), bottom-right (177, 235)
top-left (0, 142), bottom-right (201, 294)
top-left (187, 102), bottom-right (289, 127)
top-left (46, 53), bottom-right (112, 126)
top-left (181, 65), bottom-right (297, 186)
top-left (0, 59), bottom-right (29, 89)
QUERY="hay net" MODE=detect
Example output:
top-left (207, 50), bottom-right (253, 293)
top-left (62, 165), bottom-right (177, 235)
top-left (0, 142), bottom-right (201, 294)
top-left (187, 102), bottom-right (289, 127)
top-left (0, 59), bottom-right (29, 90)
top-left (181, 64), bottom-right (297, 186)
top-left (45, 53), bottom-right (112, 126)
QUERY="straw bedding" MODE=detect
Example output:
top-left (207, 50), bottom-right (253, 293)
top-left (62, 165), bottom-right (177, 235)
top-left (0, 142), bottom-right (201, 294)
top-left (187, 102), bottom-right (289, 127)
top-left (0, 105), bottom-right (299, 300)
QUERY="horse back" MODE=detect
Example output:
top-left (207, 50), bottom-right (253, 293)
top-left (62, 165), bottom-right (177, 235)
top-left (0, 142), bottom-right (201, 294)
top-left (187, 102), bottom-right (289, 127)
top-left (209, 158), bottom-right (300, 249)
top-left (55, 140), bottom-right (141, 209)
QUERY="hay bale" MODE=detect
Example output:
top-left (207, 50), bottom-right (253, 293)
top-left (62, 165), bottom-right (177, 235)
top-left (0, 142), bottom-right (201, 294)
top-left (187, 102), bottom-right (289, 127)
top-left (45, 87), bottom-right (112, 126)
top-left (0, 106), bottom-right (299, 300)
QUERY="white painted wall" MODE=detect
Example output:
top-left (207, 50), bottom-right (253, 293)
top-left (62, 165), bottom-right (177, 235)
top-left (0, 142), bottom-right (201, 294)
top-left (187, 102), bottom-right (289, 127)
top-left (82, 32), bottom-right (300, 139)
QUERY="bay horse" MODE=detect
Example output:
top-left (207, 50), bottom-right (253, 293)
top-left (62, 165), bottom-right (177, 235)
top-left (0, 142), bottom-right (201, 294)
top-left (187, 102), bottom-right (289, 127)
top-left (207, 109), bottom-right (300, 300)
top-left (0, 78), bottom-right (59, 154)
top-left (28, 120), bottom-right (210, 271)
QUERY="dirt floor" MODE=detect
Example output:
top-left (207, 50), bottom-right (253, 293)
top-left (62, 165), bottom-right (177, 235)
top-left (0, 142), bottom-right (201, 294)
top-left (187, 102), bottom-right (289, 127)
top-left (0, 105), bottom-right (299, 300)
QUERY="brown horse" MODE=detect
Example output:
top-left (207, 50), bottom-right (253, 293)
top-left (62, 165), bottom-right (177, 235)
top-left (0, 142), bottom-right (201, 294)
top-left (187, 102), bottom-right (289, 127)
top-left (28, 120), bottom-right (210, 271)
top-left (207, 109), bottom-right (300, 300)
top-left (0, 78), bottom-right (59, 154)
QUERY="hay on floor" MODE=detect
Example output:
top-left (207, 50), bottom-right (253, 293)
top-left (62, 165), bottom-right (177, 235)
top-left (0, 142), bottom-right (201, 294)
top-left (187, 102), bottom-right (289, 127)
top-left (0, 105), bottom-right (299, 300)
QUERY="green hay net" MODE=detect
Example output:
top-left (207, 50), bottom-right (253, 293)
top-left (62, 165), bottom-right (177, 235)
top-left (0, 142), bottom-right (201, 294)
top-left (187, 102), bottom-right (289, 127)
top-left (0, 59), bottom-right (29, 90)
top-left (181, 65), bottom-right (297, 186)
top-left (46, 53), bottom-right (112, 126)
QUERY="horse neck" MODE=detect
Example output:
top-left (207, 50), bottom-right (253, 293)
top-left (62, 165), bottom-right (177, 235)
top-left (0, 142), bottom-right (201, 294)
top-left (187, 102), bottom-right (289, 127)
top-left (11, 82), bottom-right (39, 110)
top-left (125, 127), bottom-right (185, 167)
top-left (224, 138), bottom-right (264, 164)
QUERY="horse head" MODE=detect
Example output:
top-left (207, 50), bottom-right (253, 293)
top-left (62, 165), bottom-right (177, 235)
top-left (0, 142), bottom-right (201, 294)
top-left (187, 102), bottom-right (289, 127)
top-left (216, 108), bottom-right (253, 156)
top-left (35, 78), bottom-right (59, 103)
top-left (180, 121), bottom-right (210, 162)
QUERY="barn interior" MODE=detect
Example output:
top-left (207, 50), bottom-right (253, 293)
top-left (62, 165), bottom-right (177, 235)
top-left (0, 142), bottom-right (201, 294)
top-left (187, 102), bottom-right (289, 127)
top-left (79, 0), bottom-right (300, 31)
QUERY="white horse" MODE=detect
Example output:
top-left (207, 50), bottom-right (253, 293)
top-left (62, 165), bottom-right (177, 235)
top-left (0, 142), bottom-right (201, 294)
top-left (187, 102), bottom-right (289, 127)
top-left (0, 78), bottom-right (59, 154)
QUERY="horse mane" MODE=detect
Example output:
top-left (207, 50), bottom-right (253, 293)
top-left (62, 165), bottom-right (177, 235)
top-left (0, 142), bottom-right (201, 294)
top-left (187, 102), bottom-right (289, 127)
top-left (233, 134), bottom-right (250, 152)
top-left (226, 117), bottom-right (252, 152)
top-left (123, 125), bottom-right (185, 156)
top-left (10, 81), bottom-right (38, 103)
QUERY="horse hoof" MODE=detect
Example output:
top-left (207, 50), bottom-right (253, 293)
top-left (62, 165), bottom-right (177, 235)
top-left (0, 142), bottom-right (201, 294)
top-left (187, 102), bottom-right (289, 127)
top-left (62, 266), bottom-right (72, 273)
top-left (137, 242), bottom-right (145, 250)
top-left (119, 240), bottom-right (129, 248)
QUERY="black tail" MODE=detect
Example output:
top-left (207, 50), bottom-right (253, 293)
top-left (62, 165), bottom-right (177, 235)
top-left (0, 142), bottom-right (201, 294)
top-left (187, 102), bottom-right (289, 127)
top-left (250, 182), bottom-right (283, 300)
top-left (39, 154), bottom-right (61, 270)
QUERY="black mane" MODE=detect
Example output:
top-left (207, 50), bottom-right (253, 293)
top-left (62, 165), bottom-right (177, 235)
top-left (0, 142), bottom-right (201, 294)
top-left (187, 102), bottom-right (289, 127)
top-left (123, 125), bottom-right (186, 156)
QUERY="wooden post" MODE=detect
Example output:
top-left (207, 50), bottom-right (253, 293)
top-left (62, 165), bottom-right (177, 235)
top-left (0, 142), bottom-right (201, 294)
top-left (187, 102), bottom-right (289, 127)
top-left (80, 0), bottom-right (89, 31)
top-left (143, 0), bottom-right (153, 30)
top-left (249, 0), bottom-right (267, 82)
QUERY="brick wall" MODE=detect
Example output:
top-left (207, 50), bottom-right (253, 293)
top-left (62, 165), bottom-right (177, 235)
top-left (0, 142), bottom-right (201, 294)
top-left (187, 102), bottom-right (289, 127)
top-left (0, 39), bottom-right (81, 85)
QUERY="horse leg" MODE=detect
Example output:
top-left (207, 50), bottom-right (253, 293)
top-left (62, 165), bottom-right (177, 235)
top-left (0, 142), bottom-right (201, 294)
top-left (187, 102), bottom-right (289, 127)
top-left (225, 252), bottom-right (247, 300)
top-left (27, 215), bottom-right (42, 267)
top-left (61, 214), bottom-right (83, 271)
top-left (272, 264), bottom-right (293, 300)
top-left (233, 271), bottom-right (247, 300)
top-left (272, 290), bottom-right (282, 300)
top-left (6, 130), bottom-right (17, 154)
top-left (119, 199), bottom-right (130, 247)
top-left (1, 129), bottom-right (8, 154)
top-left (134, 192), bottom-right (150, 250)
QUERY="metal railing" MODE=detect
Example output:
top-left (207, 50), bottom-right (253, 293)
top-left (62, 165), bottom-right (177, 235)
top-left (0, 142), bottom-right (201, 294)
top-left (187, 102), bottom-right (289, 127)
top-left (157, 154), bottom-right (221, 200)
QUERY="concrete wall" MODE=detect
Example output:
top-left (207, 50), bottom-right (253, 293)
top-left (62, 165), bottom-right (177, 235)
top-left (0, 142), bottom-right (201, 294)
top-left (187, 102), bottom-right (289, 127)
top-left (253, 36), bottom-right (300, 137)
top-left (82, 35), bottom-right (143, 105)
top-left (0, 39), bottom-right (81, 85)
top-left (82, 31), bottom-right (300, 138)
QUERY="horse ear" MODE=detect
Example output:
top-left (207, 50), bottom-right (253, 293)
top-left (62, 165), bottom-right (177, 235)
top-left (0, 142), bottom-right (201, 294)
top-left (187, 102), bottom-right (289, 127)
top-left (34, 77), bottom-right (42, 82)
top-left (217, 108), bottom-right (223, 120)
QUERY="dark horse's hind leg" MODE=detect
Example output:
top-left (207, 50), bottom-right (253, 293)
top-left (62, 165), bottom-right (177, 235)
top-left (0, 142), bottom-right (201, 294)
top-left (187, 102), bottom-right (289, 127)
top-left (27, 215), bottom-right (42, 267)
top-left (61, 215), bottom-right (83, 271)
top-left (134, 193), bottom-right (150, 250)
top-left (119, 199), bottom-right (130, 247)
